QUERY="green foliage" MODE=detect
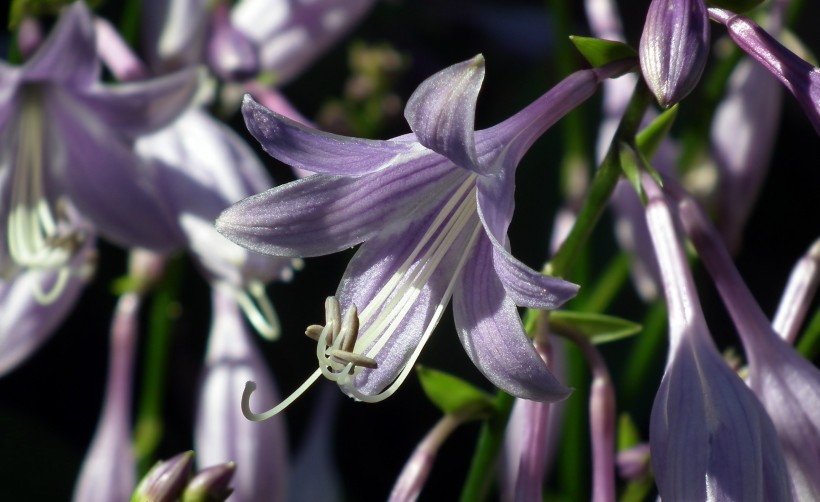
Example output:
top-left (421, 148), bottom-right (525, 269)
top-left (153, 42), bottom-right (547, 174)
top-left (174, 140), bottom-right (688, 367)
top-left (417, 366), bottom-right (495, 416)
top-left (9, 0), bottom-right (103, 28)
top-left (550, 311), bottom-right (642, 345)
top-left (569, 36), bottom-right (638, 68)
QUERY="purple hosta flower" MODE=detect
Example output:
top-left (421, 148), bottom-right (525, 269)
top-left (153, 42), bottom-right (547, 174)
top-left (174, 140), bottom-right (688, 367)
top-left (133, 451), bottom-right (195, 502)
top-left (73, 292), bottom-right (141, 502)
top-left (0, 2), bottom-right (197, 299)
top-left (144, 0), bottom-right (373, 85)
top-left (219, 55), bottom-right (634, 412)
top-left (0, 226), bottom-right (95, 376)
top-left (195, 287), bottom-right (288, 502)
top-left (640, 0), bottom-right (710, 107)
top-left (678, 199), bottom-right (820, 500)
top-left (773, 239), bottom-right (820, 344)
top-left (644, 182), bottom-right (792, 501)
top-left (136, 107), bottom-right (298, 339)
top-left (709, 8), bottom-right (820, 134)
top-left (711, 59), bottom-right (782, 252)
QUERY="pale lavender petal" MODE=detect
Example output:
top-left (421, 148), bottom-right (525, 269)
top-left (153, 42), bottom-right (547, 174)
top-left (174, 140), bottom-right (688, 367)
top-left (453, 235), bottom-right (572, 401)
top-left (405, 55), bottom-right (487, 174)
top-left (22, 2), bottom-right (100, 87)
top-left (216, 159), bottom-right (465, 258)
top-left (0, 243), bottom-right (94, 377)
top-left (50, 97), bottom-right (183, 251)
top-left (712, 59), bottom-right (782, 251)
top-left (16, 17), bottom-right (43, 61)
top-left (337, 196), bottom-right (477, 396)
top-left (141, 0), bottom-right (210, 73)
top-left (242, 95), bottom-right (421, 175)
top-left (640, 0), bottom-right (710, 107)
top-left (773, 239), bottom-right (820, 344)
top-left (232, 0), bottom-right (374, 85)
top-left (93, 16), bottom-right (148, 81)
top-left (710, 8), bottom-right (820, 134)
top-left (73, 294), bottom-right (139, 502)
top-left (208, 3), bottom-right (259, 81)
top-left (71, 68), bottom-right (200, 139)
top-left (0, 66), bottom-right (21, 132)
top-left (476, 174), bottom-right (578, 309)
top-left (196, 288), bottom-right (288, 502)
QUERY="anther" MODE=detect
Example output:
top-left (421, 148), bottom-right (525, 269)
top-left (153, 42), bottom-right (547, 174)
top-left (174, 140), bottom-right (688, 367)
top-left (305, 324), bottom-right (324, 341)
top-left (330, 349), bottom-right (378, 369)
top-left (339, 305), bottom-right (360, 353)
top-left (324, 296), bottom-right (342, 344)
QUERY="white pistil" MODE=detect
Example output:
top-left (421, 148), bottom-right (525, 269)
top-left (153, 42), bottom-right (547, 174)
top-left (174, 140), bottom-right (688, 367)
top-left (7, 90), bottom-right (83, 304)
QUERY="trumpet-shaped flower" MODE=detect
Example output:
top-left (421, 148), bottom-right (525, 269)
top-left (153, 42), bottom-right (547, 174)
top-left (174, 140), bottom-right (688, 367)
top-left (679, 198), bottom-right (820, 501)
top-left (640, 0), bottom-right (710, 107)
top-left (218, 55), bottom-right (634, 414)
top-left (644, 183), bottom-right (792, 501)
top-left (0, 2), bottom-right (197, 297)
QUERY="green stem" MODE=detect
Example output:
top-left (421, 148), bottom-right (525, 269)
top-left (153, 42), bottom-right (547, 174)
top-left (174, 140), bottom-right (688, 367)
top-left (547, 81), bottom-right (652, 278)
top-left (134, 257), bottom-right (183, 475)
top-left (459, 392), bottom-right (516, 502)
top-left (797, 307), bottom-right (820, 361)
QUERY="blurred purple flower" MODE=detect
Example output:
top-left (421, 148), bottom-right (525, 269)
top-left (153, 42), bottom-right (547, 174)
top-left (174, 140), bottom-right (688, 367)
top-left (220, 56), bottom-right (635, 411)
top-left (0, 2), bottom-right (197, 295)
top-left (679, 198), bottom-right (820, 500)
top-left (773, 239), bottom-right (820, 345)
top-left (195, 287), bottom-right (289, 502)
top-left (644, 183), bottom-right (792, 501)
top-left (709, 8), bottom-right (820, 134)
top-left (144, 0), bottom-right (373, 85)
top-left (640, 0), bottom-right (710, 107)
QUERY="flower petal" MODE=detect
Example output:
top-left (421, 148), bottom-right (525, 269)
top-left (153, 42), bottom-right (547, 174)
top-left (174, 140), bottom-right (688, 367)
top-left (72, 68), bottom-right (200, 139)
top-left (404, 55), bottom-right (488, 174)
top-left (476, 170), bottom-right (579, 309)
top-left (242, 95), bottom-right (422, 175)
top-left (50, 94), bottom-right (183, 251)
top-left (23, 2), bottom-right (100, 87)
top-left (216, 158), bottom-right (466, 258)
top-left (453, 235), bottom-right (572, 401)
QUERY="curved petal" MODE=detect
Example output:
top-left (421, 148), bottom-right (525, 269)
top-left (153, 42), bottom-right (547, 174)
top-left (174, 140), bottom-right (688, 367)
top-left (23, 2), bottom-right (100, 87)
top-left (216, 158), bottom-right (465, 258)
top-left (73, 68), bottom-right (200, 139)
top-left (0, 244), bottom-right (93, 377)
top-left (404, 55), bottom-right (488, 174)
top-left (453, 235), bottom-right (572, 401)
top-left (242, 95), bottom-right (422, 175)
top-left (476, 163), bottom-right (578, 309)
top-left (336, 196), bottom-right (480, 396)
top-left (49, 92), bottom-right (183, 251)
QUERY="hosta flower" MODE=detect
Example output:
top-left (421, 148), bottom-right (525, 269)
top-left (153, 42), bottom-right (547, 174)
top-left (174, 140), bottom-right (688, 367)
top-left (640, 0), bottom-right (710, 107)
top-left (0, 2), bottom-right (197, 298)
top-left (195, 287), bottom-right (288, 502)
top-left (144, 0), bottom-right (374, 85)
top-left (137, 107), bottom-right (297, 338)
top-left (218, 55), bottom-right (634, 415)
top-left (709, 8), bottom-right (820, 134)
top-left (644, 183), bottom-right (792, 501)
top-left (678, 198), bottom-right (820, 501)
top-left (773, 239), bottom-right (820, 344)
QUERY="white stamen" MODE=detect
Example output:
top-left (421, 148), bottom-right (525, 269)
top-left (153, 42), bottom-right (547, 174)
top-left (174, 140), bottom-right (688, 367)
top-left (6, 89), bottom-right (84, 304)
top-left (235, 280), bottom-right (281, 340)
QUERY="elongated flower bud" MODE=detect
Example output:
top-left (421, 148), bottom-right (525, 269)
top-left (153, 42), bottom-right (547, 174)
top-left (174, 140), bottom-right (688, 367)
top-left (640, 0), bottom-right (710, 107)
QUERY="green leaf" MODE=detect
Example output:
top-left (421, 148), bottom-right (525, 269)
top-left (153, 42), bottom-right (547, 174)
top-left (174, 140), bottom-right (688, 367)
top-left (416, 366), bottom-right (495, 416)
top-left (618, 143), bottom-right (646, 205)
top-left (569, 36), bottom-right (638, 68)
top-left (550, 311), bottom-right (642, 345)
top-left (636, 104), bottom-right (678, 159)
top-left (617, 413), bottom-right (641, 450)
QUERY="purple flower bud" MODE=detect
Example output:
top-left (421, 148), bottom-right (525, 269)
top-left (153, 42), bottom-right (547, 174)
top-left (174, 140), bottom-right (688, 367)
top-left (182, 462), bottom-right (237, 502)
top-left (709, 8), bottom-right (820, 134)
top-left (133, 451), bottom-right (195, 502)
top-left (640, 0), bottom-right (710, 107)
top-left (773, 239), bottom-right (820, 345)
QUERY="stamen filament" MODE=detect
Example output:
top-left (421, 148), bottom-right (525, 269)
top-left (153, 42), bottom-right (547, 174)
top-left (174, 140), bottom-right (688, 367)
top-left (236, 280), bottom-right (281, 340)
top-left (241, 369), bottom-right (323, 421)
